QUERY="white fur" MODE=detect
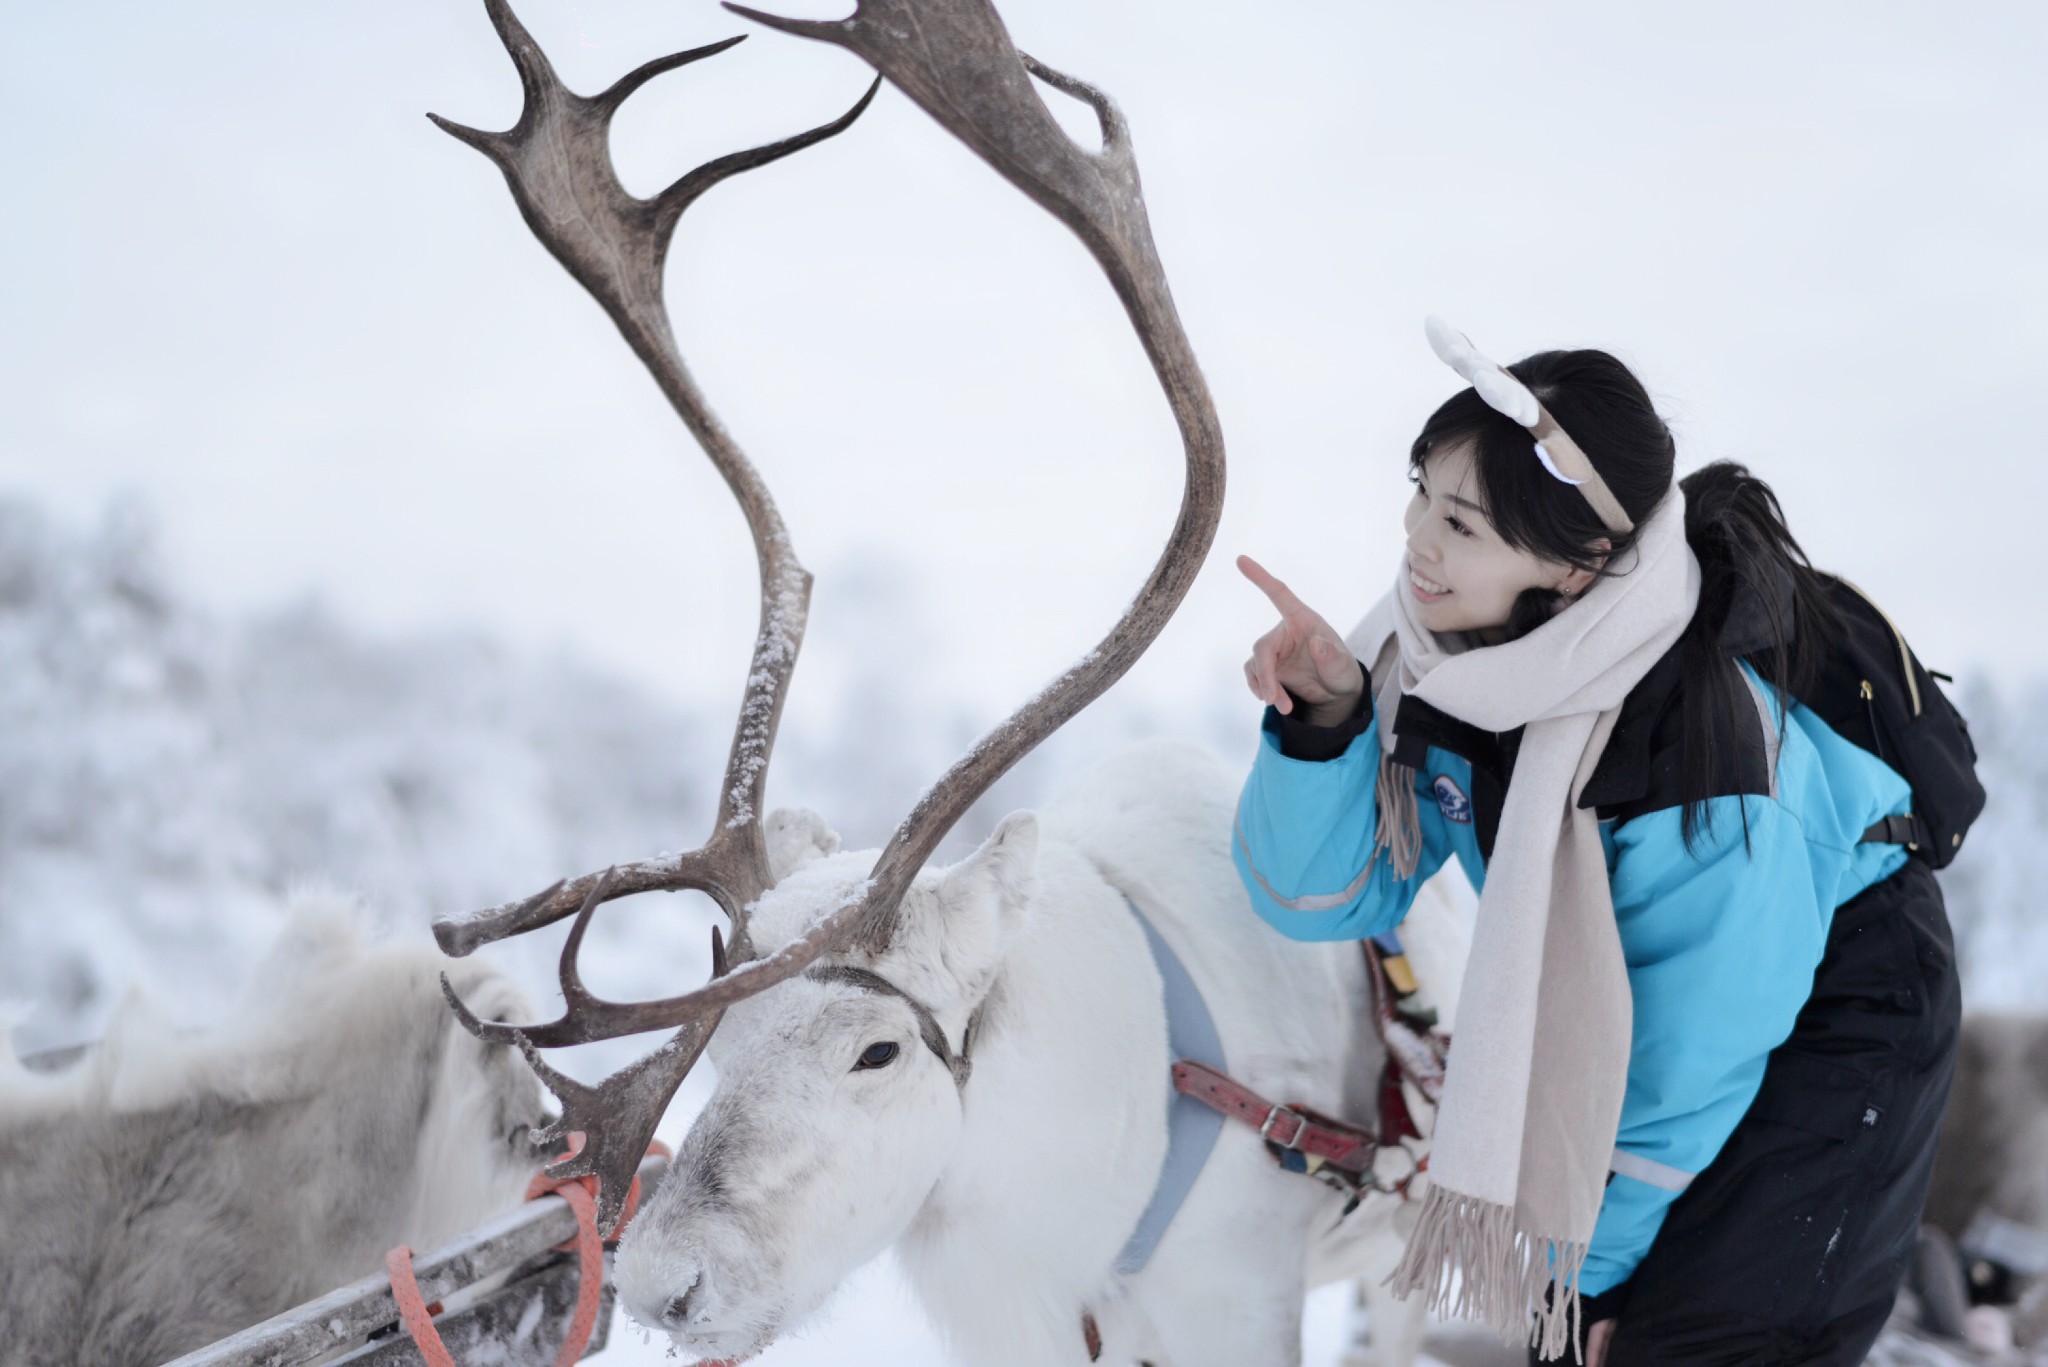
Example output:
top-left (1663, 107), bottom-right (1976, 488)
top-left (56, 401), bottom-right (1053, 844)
top-left (617, 740), bottom-right (1470, 1366)
top-left (0, 895), bottom-right (550, 1366)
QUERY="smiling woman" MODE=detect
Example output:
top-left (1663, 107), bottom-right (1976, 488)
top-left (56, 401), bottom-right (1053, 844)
top-left (1234, 321), bottom-right (1971, 1364)
top-left (1400, 445), bottom-right (1601, 641)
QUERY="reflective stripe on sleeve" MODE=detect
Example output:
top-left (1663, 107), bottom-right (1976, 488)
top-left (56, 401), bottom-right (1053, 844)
top-left (1610, 1148), bottom-right (1697, 1193)
top-left (1233, 812), bottom-right (1378, 913)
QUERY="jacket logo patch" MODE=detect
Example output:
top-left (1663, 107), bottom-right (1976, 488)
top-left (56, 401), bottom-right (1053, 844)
top-left (1433, 774), bottom-right (1473, 825)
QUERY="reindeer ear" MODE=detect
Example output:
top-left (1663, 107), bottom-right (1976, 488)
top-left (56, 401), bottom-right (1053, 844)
top-left (765, 808), bottom-right (841, 884)
top-left (926, 813), bottom-right (1039, 996)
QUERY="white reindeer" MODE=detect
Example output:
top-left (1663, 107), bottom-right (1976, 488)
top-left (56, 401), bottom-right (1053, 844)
top-left (612, 738), bottom-right (1464, 1365)
top-left (0, 898), bottom-right (549, 1367)
top-left (424, 1), bottom-right (1454, 1363)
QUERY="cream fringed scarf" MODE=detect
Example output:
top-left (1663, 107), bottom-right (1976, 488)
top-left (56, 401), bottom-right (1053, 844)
top-left (1356, 489), bottom-right (1700, 1360)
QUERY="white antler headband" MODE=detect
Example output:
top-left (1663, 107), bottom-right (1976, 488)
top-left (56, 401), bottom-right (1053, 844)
top-left (1423, 316), bottom-right (1635, 535)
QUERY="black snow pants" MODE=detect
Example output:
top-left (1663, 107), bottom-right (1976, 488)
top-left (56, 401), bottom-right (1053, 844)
top-left (1532, 857), bottom-right (1962, 1367)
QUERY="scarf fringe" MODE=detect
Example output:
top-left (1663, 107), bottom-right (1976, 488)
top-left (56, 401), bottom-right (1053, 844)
top-left (1384, 1183), bottom-right (1591, 1363)
top-left (1373, 756), bottom-right (1422, 880)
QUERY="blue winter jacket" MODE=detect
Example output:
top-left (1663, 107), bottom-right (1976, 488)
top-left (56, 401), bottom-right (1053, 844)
top-left (1232, 647), bottom-right (1916, 1296)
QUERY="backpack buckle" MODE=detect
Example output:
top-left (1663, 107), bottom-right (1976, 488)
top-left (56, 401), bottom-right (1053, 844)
top-left (1862, 813), bottom-right (1924, 851)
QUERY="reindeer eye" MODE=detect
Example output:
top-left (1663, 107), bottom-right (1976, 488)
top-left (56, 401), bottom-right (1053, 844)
top-left (855, 1041), bottom-right (900, 1071)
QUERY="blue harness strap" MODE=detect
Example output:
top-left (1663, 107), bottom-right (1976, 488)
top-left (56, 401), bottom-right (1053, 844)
top-left (1113, 895), bottom-right (1228, 1275)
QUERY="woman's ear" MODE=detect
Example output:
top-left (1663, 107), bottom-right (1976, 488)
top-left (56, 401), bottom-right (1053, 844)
top-left (1558, 539), bottom-right (1613, 596)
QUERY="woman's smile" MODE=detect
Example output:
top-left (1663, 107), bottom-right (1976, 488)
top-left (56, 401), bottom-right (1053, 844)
top-left (1408, 561), bottom-right (1452, 601)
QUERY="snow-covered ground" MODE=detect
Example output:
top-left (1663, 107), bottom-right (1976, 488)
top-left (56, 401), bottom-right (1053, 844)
top-left (3, 497), bottom-right (2041, 1363)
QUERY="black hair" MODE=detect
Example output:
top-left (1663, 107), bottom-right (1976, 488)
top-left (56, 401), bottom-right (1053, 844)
top-left (1409, 350), bottom-right (1840, 850)
top-left (1673, 459), bottom-right (1841, 847)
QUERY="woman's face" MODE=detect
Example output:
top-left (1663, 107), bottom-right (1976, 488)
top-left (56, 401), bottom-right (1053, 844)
top-left (1402, 441), bottom-right (1594, 638)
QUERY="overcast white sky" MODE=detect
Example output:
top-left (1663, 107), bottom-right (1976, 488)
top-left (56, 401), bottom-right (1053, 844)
top-left (5, 0), bottom-right (2044, 755)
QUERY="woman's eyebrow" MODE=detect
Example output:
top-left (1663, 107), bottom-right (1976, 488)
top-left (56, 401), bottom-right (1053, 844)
top-left (1447, 491), bottom-right (1487, 514)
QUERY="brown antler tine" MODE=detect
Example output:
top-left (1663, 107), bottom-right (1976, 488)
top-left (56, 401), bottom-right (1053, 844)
top-left (1016, 54), bottom-right (1130, 153)
top-left (434, 877), bottom-right (565, 958)
top-left (479, 0), bottom-right (557, 110)
top-left (442, 949), bottom-right (718, 1054)
top-left (719, 4), bottom-right (854, 44)
top-left (440, 971), bottom-right (524, 1048)
top-left (595, 34), bottom-right (748, 116)
top-left (655, 75), bottom-right (883, 232)
top-left (552, 867), bottom-right (616, 1014)
top-left (434, 849), bottom-right (752, 959)
top-left (455, 864), bottom-right (869, 1056)
top-left (457, 862), bottom-right (738, 1048)
top-left (424, 112), bottom-right (512, 164)
top-left (517, 1025), bottom-right (715, 1234)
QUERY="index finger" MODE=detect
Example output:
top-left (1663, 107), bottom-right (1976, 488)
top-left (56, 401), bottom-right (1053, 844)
top-left (1236, 554), bottom-right (1308, 617)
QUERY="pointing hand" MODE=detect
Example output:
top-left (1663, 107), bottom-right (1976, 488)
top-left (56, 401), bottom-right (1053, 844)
top-left (1237, 555), bottom-right (1366, 726)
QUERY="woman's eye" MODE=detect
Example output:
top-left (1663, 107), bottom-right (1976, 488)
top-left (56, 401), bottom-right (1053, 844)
top-left (1446, 515), bottom-right (1474, 539)
top-left (854, 1041), bottom-right (900, 1071)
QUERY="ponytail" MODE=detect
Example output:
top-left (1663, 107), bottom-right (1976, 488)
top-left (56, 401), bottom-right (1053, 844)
top-left (1673, 461), bottom-right (1842, 849)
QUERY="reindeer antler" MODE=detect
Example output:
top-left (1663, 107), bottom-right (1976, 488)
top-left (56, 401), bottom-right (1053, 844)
top-left (426, 0), bottom-right (875, 1229)
top-left (430, 0), bottom-right (1223, 1233)
top-left (428, 3), bottom-right (878, 958)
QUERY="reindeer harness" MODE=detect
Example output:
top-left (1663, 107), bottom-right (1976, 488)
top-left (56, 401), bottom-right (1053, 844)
top-left (1165, 932), bottom-right (1446, 1224)
top-left (1118, 899), bottom-right (1450, 1273)
top-left (1071, 904), bottom-right (1449, 1360)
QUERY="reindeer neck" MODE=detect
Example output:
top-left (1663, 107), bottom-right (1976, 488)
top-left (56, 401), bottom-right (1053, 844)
top-left (901, 843), bottom-right (1171, 1313)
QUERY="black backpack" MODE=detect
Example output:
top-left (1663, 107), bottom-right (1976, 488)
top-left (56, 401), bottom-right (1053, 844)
top-left (1757, 575), bottom-right (1986, 868)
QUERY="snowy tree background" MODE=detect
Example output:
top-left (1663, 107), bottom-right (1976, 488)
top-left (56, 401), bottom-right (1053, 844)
top-left (3, 0), bottom-right (2043, 1361)
top-left (0, 494), bottom-right (1209, 1059)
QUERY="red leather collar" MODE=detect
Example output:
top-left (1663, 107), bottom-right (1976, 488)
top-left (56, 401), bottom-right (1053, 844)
top-left (1171, 1060), bottom-right (1378, 1174)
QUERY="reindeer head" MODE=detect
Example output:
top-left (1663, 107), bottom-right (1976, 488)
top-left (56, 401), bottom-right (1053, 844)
top-left (614, 812), bottom-right (1037, 1357)
top-left (425, 0), bottom-right (1220, 1356)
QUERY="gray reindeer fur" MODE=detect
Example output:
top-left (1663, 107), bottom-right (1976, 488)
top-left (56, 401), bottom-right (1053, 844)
top-left (0, 898), bottom-right (548, 1367)
top-left (1925, 1011), bottom-right (2048, 1239)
